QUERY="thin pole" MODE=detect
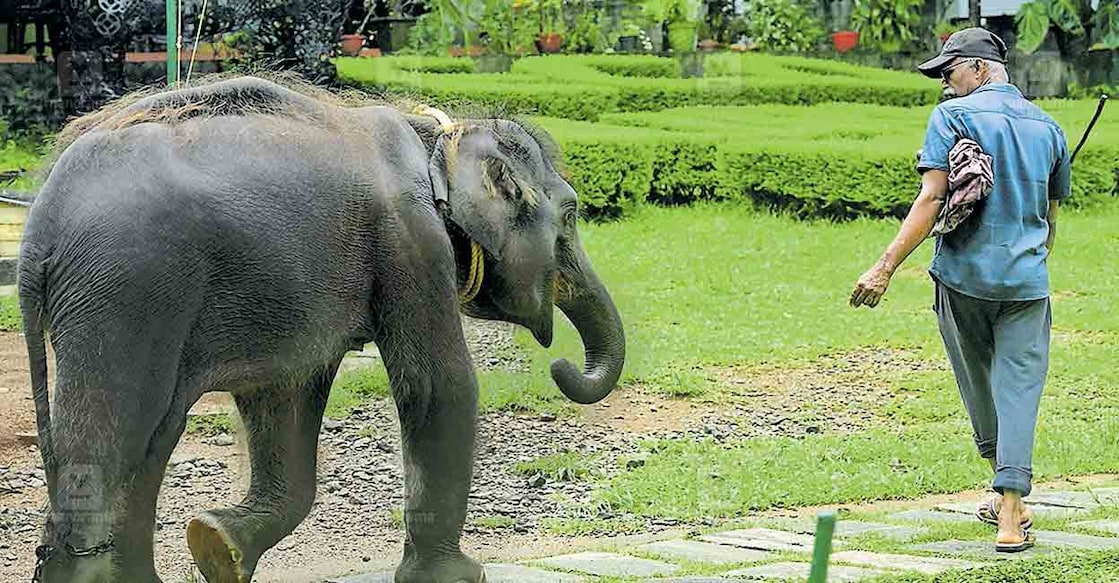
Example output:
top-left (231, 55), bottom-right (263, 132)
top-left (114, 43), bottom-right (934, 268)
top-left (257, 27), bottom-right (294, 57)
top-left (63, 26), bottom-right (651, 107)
top-left (807, 511), bottom-right (837, 583)
top-left (166, 0), bottom-right (179, 86)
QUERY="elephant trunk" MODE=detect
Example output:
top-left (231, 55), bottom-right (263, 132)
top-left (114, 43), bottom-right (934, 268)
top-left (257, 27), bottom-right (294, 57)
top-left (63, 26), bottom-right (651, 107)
top-left (551, 248), bottom-right (625, 405)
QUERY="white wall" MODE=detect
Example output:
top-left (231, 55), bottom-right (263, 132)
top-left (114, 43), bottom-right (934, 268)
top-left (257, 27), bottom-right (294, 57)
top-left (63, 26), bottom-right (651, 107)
top-left (946, 0), bottom-right (1101, 19)
top-left (945, 0), bottom-right (1029, 18)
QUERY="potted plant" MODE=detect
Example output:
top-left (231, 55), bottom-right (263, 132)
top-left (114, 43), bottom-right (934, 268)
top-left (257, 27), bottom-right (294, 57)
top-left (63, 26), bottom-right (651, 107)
top-left (830, 30), bottom-right (858, 52)
top-left (339, 33), bottom-right (365, 56)
top-left (533, 0), bottom-right (564, 53)
top-left (615, 21), bottom-right (644, 52)
top-left (642, 0), bottom-right (705, 53)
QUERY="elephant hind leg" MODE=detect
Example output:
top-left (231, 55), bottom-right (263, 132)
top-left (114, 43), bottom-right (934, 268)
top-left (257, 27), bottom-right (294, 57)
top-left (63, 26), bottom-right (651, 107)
top-left (188, 361), bottom-right (337, 583)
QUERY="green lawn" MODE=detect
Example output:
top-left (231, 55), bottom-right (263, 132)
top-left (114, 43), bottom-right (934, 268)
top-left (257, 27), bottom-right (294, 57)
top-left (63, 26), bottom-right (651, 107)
top-left (446, 202), bottom-right (1119, 520)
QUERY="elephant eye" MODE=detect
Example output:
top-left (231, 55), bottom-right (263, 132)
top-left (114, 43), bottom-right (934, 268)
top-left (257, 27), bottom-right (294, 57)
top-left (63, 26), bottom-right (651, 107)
top-left (563, 205), bottom-right (577, 226)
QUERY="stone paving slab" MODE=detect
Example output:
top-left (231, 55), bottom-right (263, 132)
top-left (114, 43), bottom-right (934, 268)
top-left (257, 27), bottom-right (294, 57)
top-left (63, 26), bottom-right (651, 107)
top-left (830, 551), bottom-right (986, 575)
top-left (889, 509), bottom-right (977, 524)
top-left (638, 578), bottom-right (752, 583)
top-left (536, 552), bottom-right (681, 578)
top-left (1025, 491), bottom-right (1106, 509)
top-left (1085, 488), bottom-right (1119, 505)
top-left (635, 539), bottom-right (773, 564)
top-left (699, 528), bottom-right (817, 552)
top-left (1029, 529), bottom-right (1119, 550)
top-left (328, 563), bottom-right (585, 583)
top-left (935, 500), bottom-right (1089, 519)
top-left (909, 539), bottom-right (1058, 560)
top-left (777, 519), bottom-right (926, 542)
top-left (725, 562), bottom-right (889, 581)
top-left (1071, 520), bottom-right (1119, 535)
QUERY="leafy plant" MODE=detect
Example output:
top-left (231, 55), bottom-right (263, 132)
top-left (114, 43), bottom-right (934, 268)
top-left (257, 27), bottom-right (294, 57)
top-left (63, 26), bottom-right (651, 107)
top-left (640, 0), bottom-right (705, 23)
top-left (1013, 0), bottom-right (1118, 54)
top-left (933, 20), bottom-right (965, 37)
top-left (564, 0), bottom-right (610, 53)
top-left (1090, 0), bottom-right (1119, 49)
top-left (744, 0), bottom-right (825, 52)
top-left (850, 0), bottom-right (926, 52)
top-left (532, 0), bottom-right (563, 35)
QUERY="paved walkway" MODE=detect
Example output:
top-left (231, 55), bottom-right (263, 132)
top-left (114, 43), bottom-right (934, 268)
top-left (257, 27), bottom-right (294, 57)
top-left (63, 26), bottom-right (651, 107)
top-left (328, 486), bottom-right (1119, 582)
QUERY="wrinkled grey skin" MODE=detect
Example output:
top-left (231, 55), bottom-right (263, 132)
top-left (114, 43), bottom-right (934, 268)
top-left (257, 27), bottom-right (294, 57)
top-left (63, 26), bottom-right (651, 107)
top-left (18, 77), bottom-right (625, 583)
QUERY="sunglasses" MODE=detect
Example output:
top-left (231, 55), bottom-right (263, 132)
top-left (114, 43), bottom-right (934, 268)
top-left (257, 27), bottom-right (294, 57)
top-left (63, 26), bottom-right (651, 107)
top-left (941, 59), bottom-right (978, 81)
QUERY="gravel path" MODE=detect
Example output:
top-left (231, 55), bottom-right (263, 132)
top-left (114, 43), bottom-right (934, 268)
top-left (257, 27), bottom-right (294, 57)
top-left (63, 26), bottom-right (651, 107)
top-left (0, 320), bottom-right (936, 582)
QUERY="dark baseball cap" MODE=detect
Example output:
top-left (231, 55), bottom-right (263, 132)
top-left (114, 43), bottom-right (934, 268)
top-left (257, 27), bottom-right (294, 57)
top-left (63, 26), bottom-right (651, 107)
top-left (917, 27), bottom-right (1008, 78)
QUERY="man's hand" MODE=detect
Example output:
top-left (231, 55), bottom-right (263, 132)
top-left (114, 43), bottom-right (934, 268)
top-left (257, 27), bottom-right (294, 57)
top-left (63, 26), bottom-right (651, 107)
top-left (850, 169), bottom-right (948, 311)
top-left (850, 263), bottom-right (893, 308)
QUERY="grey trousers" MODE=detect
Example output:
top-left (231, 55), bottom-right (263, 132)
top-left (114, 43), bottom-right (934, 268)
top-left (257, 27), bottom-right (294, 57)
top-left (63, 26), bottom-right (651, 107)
top-left (934, 281), bottom-right (1051, 497)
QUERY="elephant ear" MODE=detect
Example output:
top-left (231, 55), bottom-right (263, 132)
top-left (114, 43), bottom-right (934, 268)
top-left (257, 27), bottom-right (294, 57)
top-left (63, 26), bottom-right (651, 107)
top-left (428, 126), bottom-right (526, 261)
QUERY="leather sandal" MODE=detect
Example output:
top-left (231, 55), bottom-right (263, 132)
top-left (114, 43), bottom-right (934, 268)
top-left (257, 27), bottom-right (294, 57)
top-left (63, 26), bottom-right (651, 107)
top-left (976, 496), bottom-right (1033, 531)
top-left (995, 528), bottom-right (1036, 553)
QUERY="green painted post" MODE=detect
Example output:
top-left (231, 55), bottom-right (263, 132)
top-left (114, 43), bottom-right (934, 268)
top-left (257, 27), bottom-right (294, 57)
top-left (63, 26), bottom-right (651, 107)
top-left (166, 0), bottom-right (179, 86)
top-left (807, 511), bottom-right (836, 583)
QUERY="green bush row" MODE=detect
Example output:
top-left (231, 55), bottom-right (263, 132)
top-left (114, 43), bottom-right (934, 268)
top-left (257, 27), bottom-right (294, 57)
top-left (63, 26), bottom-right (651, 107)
top-left (335, 53), bottom-right (942, 121)
top-left (538, 101), bottom-right (1119, 219)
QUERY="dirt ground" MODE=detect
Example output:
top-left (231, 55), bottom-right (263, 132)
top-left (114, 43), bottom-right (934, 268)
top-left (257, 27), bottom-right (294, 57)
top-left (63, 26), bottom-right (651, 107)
top-left (0, 330), bottom-right (967, 583)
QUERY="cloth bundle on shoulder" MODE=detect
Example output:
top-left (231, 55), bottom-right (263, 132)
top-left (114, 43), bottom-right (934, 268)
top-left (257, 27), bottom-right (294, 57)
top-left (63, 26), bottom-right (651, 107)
top-left (930, 138), bottom-right (994, 237)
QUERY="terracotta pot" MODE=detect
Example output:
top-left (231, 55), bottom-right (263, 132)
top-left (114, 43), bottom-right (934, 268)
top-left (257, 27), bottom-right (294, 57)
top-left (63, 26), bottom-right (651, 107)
top-left (339, 34), bottom-right (364, 57)
top-left (448, 46), bottom-right (465, 57)
top-left (698, 39), bottom-right (720, 52)
top-left (538, 33), bottom-right (563, 53)
top-left (468, 45), bottom-right (486, 57)
top-left (831, 30), bottom-right (859, 53)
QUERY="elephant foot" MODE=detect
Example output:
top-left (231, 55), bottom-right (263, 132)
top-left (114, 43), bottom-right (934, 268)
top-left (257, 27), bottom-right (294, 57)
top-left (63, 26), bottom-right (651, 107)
top-left (395, 551), bottom-right (486, 583)
top-left (187, 514), bottom-right (250, 583)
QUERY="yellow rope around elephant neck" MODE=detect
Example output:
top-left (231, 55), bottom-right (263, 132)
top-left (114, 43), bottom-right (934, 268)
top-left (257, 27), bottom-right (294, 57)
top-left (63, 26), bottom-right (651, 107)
top-left (460, 241), bottom-right (485, 304)
top-left (412, 104), bottom-right (483, 304)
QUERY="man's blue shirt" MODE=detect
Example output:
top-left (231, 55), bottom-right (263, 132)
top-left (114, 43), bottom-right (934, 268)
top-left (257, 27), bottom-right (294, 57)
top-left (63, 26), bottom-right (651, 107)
top-left (917, 83), bottom-right (1071, 301)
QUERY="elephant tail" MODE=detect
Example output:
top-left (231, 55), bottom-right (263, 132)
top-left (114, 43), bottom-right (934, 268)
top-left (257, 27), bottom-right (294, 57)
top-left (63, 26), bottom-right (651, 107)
top-left (18, 245), bottom-right (56, 496)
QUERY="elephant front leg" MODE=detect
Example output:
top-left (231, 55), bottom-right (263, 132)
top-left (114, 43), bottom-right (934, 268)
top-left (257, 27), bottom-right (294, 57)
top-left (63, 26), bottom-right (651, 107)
top-left (384, 346), bottom-right (484, 583)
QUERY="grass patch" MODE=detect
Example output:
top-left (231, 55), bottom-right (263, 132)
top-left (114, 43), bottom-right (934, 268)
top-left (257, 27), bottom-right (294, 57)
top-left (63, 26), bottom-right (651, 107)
top-left (869, 549), bottom-right (1119, 582)
top-left (185, 413), bottom-right (233, 437)
top-left (511, 451), bottom-right (599, 482)
top-left (0, 295), bottom-right (20, 332)
top-left (539, 515), bottom-right (648, 537)
top-left (325, 365), bottom-right (391, 419)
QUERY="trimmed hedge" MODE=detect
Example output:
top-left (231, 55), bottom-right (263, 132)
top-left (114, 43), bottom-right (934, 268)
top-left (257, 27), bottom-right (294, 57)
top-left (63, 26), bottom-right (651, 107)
top-left (538, 101), bottom-right (1119, 220)
top-left (336, 53), bottom-right (942, 121)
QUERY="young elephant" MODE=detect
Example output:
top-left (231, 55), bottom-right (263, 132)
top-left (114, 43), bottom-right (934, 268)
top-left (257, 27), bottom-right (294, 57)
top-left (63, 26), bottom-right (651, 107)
top-left (19, 76), bottom-right (625, 583)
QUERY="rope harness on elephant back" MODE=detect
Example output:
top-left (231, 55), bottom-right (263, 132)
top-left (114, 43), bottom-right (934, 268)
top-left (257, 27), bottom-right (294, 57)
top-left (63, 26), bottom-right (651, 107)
top-left (412, 104), bottom-right (485, 305)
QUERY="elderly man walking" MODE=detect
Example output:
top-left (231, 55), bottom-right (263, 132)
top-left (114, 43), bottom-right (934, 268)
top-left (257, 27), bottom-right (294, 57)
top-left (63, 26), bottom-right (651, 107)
top-left (849, 27), bottom-right (1071, 552)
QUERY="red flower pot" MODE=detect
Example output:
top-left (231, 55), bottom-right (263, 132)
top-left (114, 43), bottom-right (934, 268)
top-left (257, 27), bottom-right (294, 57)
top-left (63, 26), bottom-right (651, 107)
top-left (538, 33), bottom-right (563, 53)
top-left (339, 34), bottom-right (364, 57)
top-left (831, 30), bottom-right (859, 53)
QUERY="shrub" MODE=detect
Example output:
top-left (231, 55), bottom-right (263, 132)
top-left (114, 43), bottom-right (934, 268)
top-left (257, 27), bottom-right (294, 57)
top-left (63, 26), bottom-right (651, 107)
top-left (335, 53), bottom-right (942, 122)
top-left (537, 101), bottom-right (1119, 220)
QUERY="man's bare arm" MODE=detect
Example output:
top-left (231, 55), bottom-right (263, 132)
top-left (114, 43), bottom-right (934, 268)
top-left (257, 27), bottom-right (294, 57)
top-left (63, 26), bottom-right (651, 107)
top-left (1046, 199), bottom-right (1059, 251)
top-left (850, 169), bottom-right (948, 308)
